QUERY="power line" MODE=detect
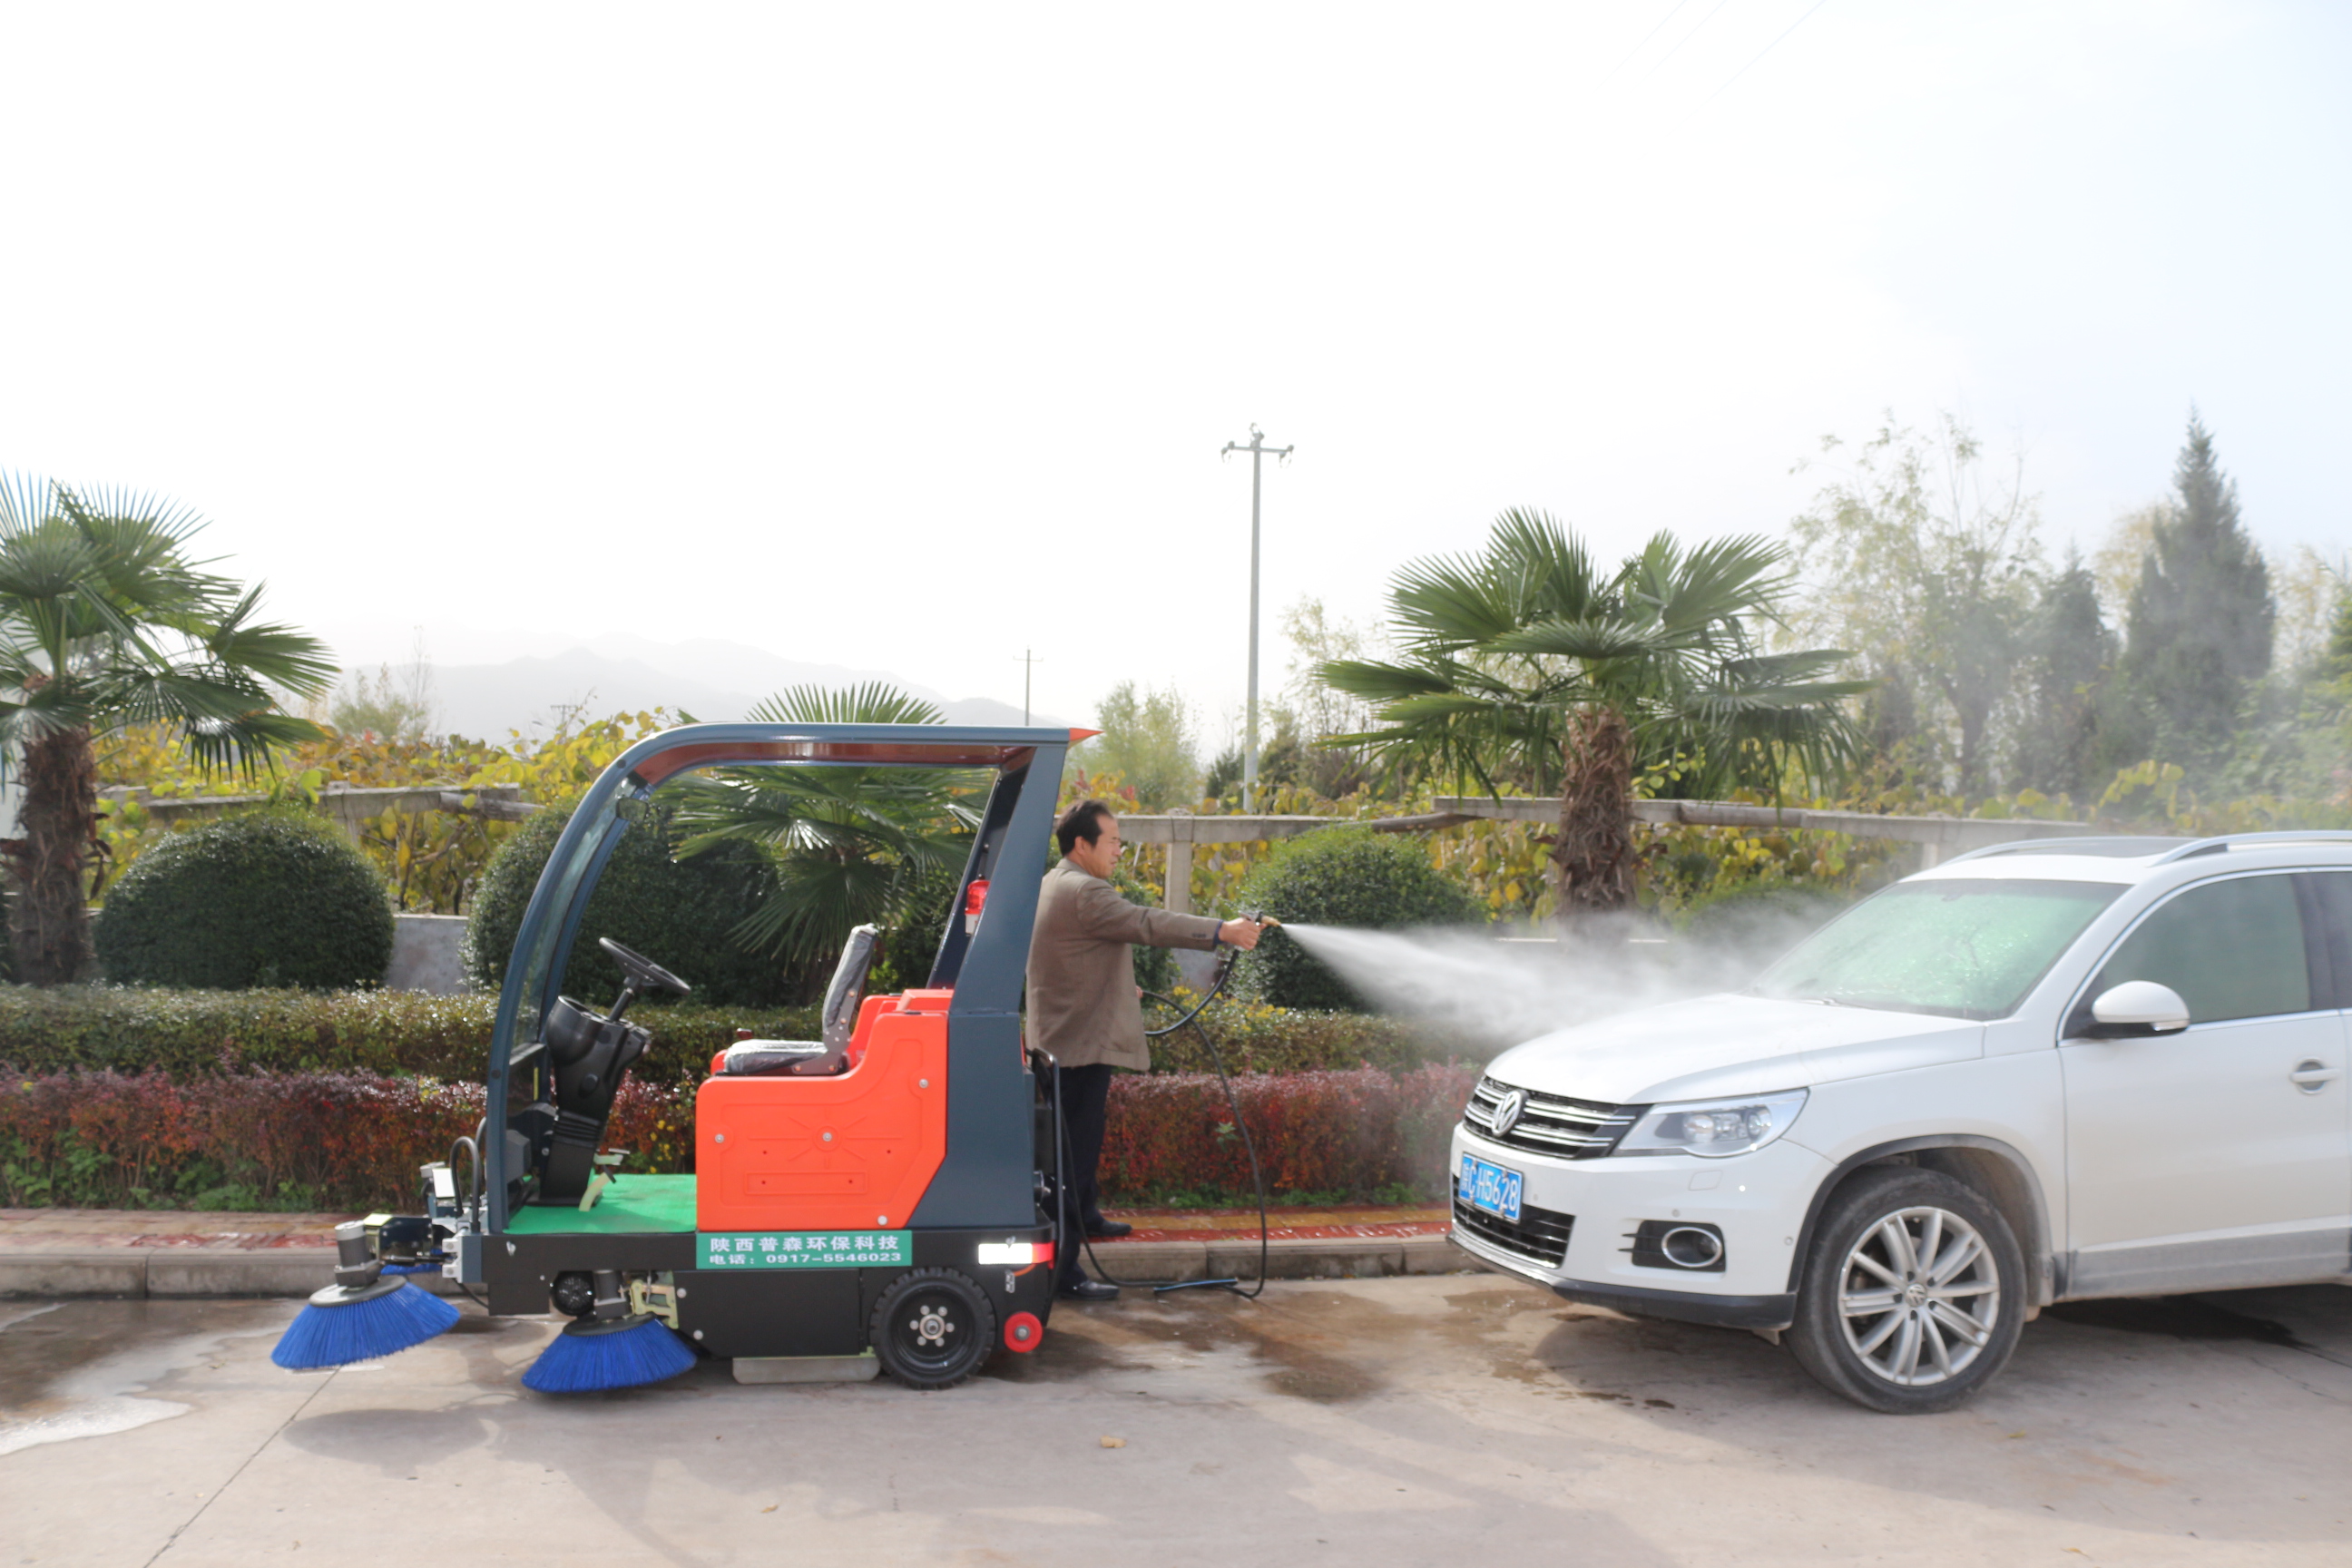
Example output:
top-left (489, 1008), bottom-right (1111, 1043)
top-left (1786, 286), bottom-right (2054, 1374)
top-left (1707, 0), bottom-right (1832, 103)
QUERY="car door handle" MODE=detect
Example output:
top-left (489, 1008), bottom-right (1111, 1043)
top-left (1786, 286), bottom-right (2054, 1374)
top-left (2289, 1060), bottom-right (2343, 1092)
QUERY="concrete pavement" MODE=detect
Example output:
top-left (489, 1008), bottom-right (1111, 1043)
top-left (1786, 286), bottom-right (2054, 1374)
top-left (2, 1277), bottom-right (2347, 1565)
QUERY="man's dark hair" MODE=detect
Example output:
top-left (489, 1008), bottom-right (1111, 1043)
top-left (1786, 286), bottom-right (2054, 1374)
top-left (1055, 799), bottom-right (1115, 857)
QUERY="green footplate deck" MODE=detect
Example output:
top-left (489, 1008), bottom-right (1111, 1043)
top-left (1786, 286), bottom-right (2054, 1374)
top-left (505, 1172), bottom-right (698, 1236)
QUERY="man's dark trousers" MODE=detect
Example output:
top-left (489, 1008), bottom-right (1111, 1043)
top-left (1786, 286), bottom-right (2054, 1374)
top-left (1054, 1063), bottom-right (1113, 1289)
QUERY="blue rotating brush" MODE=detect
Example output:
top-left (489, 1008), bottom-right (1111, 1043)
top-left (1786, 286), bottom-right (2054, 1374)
top-left (272, 1222), bottom-right (460, 1370)
top-left (523, 1270), bottom-right (696, 1394)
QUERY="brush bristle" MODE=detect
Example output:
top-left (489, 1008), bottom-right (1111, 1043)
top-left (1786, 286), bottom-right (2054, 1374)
top-left (522, 1318), bottom-right (697, 1394)
top-left (271, 1279), bottom-right (460, 1370)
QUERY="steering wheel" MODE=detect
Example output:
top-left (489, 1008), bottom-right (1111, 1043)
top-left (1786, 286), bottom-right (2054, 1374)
top-left (598, 936), bottom-right (693, 998)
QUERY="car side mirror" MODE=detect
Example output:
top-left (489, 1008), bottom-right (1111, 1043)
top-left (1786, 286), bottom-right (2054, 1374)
top-left (2082, 980), bottom-right (2192, 1038)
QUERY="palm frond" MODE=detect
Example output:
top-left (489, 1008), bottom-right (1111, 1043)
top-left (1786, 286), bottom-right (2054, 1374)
top-left (746, 681), bottom-right (945, 727)
top-left (200, 585), bottom-right (338, 696)
top-left (1488, 617), bottom-right (1675, 662)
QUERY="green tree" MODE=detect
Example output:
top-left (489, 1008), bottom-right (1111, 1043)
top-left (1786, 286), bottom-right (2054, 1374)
top-left (1788, 415), bottom-right (2043, 796)
top-left (663, 683), bottom-right (981, 997)
top-left (0, 477), bottom-right (334, 984)
top-left (2122, 415), bottom-right (2274, 768)
top-left (1318, 511), bottom-right (1863, 920)
top-left (331, 635), bottom-right (437, 740)
top-left (2328, 585), bottom-right (2352, 686)
top-left (2009, 550), bottom-right (2115, 799)
top-left (1075, 681), bottom-right (1200, 808)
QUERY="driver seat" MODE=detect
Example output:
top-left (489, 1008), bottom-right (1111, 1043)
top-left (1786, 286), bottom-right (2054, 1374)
top-left (719, 925), bottom-right (881, 1076)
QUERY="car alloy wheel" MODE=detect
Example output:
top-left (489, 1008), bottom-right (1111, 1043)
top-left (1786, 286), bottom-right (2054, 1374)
top-left (1788, 1166), bottom-right (2025, 1414)
top-left (1835, 1204), bottom-right (2000, 1387)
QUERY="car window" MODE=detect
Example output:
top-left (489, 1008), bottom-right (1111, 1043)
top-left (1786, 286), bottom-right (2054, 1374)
top-left (1756, 879), bottom-right (2120, 1019)
top-left (2092, 874), bottom-right (2310, 1023)
top-left (2305, 871), bottom-right (2352, 1009)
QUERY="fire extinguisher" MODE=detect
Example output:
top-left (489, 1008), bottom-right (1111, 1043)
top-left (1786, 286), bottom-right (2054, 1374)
top-left (964, 877), bottom-right (989, 936)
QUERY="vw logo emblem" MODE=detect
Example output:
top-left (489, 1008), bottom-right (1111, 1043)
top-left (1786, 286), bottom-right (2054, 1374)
top-left (1491, 1089), bottom-right (1527, 1136)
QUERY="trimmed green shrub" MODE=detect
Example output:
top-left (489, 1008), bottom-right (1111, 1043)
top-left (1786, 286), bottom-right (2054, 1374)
top-left (93, 810), bottom-right (396, 990)
top-left (1143, 998), bottom-right (1475, 1074)
top-left (464, 799), bottom-right (793, 1008)
top-left (0, 982), bottom-right (1463, 1086)
top-left (1234, 828), bottom-right (1482, 1011)
top-left (0, 985), bottom-right (817, 1086)
top-left (1112, 863), bottom-right (1180, 995)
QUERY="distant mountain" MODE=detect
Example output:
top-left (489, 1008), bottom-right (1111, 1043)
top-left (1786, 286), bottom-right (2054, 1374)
top-left (418, 638), bottom-right (1065, 741)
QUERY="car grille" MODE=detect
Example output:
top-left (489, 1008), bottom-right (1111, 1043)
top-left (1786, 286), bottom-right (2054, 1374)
top-left (1461, 1075), bottom-right (1638, 1160)
top-left (1451, 1180), bottom-right (1575, 1268)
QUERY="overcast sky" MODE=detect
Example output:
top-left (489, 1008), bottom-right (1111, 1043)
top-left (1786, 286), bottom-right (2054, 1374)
top-left (4, 2), bottom-right (2346, 745)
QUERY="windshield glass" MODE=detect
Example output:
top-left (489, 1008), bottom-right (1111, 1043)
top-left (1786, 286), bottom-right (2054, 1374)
top-left (1755, 878), bottom-right (2122, 1019)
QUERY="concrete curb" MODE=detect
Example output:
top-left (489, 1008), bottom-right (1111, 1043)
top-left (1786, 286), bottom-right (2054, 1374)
top-left (0, 1250), bottom-right (466, 1300)
top-left (3, 1233), bottom-right (1481, 1299)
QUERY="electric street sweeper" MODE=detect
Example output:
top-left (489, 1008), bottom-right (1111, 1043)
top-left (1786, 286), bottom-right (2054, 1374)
top-left (273, 720), bottom-right (1092, 1392)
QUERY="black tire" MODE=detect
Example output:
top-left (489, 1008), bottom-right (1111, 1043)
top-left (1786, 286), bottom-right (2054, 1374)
top-left (869, 1268), bottom-right (997, 1390)
top-left (1787, 1166), bottom-right (2025, 1414)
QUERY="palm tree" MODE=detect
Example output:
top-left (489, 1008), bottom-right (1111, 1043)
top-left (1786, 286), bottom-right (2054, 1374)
top-left (663, 683), bottom-right (983, 995)
top-left (0, 477), bottom-right (336, 983)
top-left (1318, 510), bottom-right (1867, 920)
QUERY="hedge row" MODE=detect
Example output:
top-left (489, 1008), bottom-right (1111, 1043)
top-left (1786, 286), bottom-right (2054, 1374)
top-left (1100, 1063), bottom-right (1481, 1202)
top-left (0, 987), bottom-right (818, 1086)
top-left (0, 986), bottom-right (1475, 1083)
top-left (1141, 998), bottom-right (1471, 1075)
top-left (1, 1064), bottom-right (1480, 1210)
top-left (0, 1070), bottom-right (694, 1211)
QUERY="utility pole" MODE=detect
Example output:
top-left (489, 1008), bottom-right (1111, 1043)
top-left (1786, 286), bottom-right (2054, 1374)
top-left (1014, 648), bottom-right (1042, 725)
top-left (1220, 424), bottom-right (1292, 811)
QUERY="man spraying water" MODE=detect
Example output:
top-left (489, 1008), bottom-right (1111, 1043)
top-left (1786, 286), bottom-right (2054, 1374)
top-left (1027, 799), bottom-right (1266, 1300)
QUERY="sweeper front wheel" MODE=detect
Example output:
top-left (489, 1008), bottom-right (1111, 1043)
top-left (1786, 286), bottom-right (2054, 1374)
top-left (869, 1268), bottom-right (997, 1390)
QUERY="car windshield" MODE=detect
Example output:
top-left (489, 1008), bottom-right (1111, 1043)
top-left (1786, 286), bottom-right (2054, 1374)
top-left (1754, 878), bottom-right (2122, 1019)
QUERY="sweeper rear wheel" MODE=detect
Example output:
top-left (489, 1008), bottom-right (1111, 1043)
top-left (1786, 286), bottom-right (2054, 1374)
top-left (869, 1268), bottom-right (997, 1390)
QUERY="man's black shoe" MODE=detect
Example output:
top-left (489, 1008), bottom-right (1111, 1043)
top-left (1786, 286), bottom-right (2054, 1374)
top-left (1058, 1279), bottom-right (1121, 1302)
top-left (1084, 1220), bottom-right (1133, 1240)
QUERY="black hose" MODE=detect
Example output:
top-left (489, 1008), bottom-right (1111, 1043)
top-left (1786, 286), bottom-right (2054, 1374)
top-left (1053, 950), bottom-right (1269, 1299)
top-left (1142, 992), bottom-right (1268, 1298)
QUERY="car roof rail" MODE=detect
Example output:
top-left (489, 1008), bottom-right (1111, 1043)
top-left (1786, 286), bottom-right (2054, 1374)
top-left (1941, 836), bottom-right (2185, 866)
top-left (2151, 829), bottom-right (2352, 864)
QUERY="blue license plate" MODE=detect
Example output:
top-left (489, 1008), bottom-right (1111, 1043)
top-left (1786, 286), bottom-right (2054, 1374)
top-left (1461, 1154), bottom-right (1523, 1224)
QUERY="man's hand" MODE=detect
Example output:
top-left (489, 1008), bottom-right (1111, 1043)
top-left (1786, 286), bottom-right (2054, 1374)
top-left (1218, 917), bottom-right (1265, 950)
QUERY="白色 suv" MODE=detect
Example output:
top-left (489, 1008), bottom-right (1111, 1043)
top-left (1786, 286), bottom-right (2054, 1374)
top-left (1448, 831), bottom-right (2352, 1413)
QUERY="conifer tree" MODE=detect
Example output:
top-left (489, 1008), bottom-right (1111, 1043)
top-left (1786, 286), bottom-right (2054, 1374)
top-left (2012, 551), bottom-right (2113, 799)
top-left (2121, 416), bottom-right (2273, 764)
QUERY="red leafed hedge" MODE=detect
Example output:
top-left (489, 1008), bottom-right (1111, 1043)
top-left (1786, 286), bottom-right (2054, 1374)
top-left (1099, 1064), bottom-right (1481, 1202)
top-left (2, 1063), bottom-right (1479, 1210)
top-left (0, 1070), bottom-right (694, 1211)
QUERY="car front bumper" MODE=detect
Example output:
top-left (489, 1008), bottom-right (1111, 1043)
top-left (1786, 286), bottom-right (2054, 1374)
top-left (1447, 1122), bottom-right (1826, 1331)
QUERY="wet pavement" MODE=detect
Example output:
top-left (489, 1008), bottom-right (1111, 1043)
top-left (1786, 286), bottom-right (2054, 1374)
top-left (1, 1277), bottom-right (2346, 1566)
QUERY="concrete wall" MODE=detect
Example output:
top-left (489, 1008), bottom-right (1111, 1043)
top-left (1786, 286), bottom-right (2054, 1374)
top-left (387, 913), bottom-right (473, 995)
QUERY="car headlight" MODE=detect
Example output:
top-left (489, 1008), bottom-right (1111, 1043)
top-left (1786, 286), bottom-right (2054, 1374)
top-left (1614, 1089), bottom-right (1808, 1159)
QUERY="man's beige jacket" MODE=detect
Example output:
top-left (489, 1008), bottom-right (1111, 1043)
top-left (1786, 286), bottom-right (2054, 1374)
top-left (1025, 860), bottom-right (1221, 1072)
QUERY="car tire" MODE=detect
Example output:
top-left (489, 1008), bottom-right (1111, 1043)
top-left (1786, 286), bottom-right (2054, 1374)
top-left (869, 1268), bottom-right (997, 1390)
top-left (1787, 1166), bottom-right (2025, 1414)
